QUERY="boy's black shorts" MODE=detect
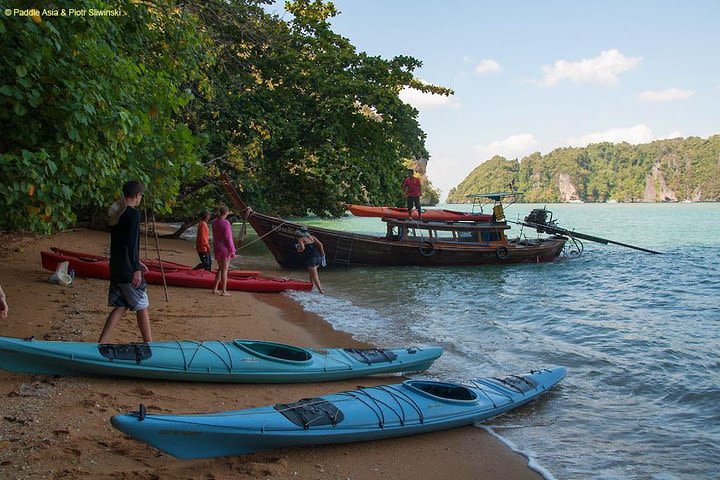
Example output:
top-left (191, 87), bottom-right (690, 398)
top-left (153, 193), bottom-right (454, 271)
top-left (406, 196), bottom-right (421, 212)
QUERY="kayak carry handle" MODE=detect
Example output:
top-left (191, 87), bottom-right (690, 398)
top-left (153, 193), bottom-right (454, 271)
top-left (135, 404), bottom-right (147, 422)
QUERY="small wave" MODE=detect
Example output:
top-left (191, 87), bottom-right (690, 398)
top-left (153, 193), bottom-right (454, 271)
top-left (477, 424), bottom-right (558, 480)
top-left (284, 290), bottom-right (396, 344)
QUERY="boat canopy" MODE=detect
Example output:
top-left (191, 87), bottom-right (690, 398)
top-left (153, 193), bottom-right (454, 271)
top-left (465, 192), bottom-right (522, 201)
top-left (383, 217), bottom-right (510, 231)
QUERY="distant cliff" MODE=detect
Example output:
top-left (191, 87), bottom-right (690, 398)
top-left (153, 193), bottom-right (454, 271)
top-left (447, 135), bottom-right (720, 203)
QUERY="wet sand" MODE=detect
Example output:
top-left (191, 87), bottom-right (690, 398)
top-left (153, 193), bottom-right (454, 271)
top-left (0, 229), bottom-right (542, 479)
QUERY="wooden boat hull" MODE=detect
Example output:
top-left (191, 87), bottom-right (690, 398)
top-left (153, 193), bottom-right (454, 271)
top-left (248, 212), bottom-right (567, 267)
top-left (348, 205), bottom-right (492, 222)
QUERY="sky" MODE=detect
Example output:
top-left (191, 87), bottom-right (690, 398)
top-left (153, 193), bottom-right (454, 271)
top-left (268, 1), bottom-right (720, 199)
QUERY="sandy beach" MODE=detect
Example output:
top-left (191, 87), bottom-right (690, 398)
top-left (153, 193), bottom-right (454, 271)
top-left (0, 228), bottom-right (542, 480)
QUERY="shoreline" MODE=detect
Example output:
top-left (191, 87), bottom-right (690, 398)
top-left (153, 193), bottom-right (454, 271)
top-left (0, 228), bottom-right (543, 479)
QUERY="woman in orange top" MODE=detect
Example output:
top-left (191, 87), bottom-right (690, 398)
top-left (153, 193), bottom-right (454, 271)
top-left (193, 210), bottom-right (212, 271)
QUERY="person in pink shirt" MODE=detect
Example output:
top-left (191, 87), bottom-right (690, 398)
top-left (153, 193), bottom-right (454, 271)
top-left (212, 205), bottom-right (236, 296)
top-left (402, 168), bottom-right (423, 218)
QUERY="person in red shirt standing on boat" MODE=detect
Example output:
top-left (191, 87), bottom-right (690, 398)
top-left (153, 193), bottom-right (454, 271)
top-left (193, 210), bottom-right (212, 271)
top-left (402, 168), bottom-right (422, 219)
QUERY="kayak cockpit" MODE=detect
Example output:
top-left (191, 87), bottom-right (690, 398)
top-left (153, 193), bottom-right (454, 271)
top-left (233, 340), bottom-right (313, 364)
top-left (402, 380), bottom-right (478, 403)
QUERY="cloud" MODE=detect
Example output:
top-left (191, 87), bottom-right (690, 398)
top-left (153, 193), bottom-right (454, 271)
top-left (564, 124), bottom-right (681, 147)
top-left (538, 49), bottom-right (642, 87)
top-left (399, 87), bottom-right (460, 110)
top-left (638, 88), bottom-right (694, 102)
top-left (474, 59), bottom-right (502, 75)
top-left (472, 133), bottom-right (538, 161)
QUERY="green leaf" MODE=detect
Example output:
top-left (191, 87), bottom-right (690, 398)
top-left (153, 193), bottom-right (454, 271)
top-left (13, 103), bottom-right (27, 116)
top-left (68, 126), bottom-right (80, 141)
top-left (74, 111), bottom-right (88, 125)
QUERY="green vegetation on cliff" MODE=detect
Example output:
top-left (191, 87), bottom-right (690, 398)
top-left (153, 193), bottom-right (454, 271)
top-left (447, 135), bottom-right (720, 203)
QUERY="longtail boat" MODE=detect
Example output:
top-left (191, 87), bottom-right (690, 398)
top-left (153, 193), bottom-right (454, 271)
top-left (219, 176), bottom-right (567, 267)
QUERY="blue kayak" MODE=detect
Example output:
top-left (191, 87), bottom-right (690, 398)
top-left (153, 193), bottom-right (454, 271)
top-left (0, 336), bottom-right (442, 383)
top-left (111, 366), bottom-right (566, 458)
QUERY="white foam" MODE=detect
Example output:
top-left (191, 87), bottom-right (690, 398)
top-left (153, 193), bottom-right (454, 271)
top-left (477, 424), bottom-right (558, 480)
top-left (284, 291), bottom-right (395, 344)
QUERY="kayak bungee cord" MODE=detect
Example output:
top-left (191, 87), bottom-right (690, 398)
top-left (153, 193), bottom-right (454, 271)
top-left (375, 385), bottom-right (425, 426)
top-left (462, 380), bottom-right (500, 408)
top-left (182, 341), bottom-right (234, 373)
top-left (321, 352), bottom-right (354, 371)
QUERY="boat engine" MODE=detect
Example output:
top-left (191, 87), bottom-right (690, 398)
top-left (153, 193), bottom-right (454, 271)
top-left (524, 208), bottom-right (557, 234)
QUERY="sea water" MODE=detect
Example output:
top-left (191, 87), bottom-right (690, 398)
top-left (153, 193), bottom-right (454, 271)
top-left (236, 203), bottom-right (720, 480)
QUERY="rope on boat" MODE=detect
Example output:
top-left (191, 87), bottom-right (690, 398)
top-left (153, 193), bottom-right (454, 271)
top-left (174, 340), bottom-right (189, 372)
top-left (183, 341), bottom-right (234, 372)
top-left (321, 352), bottom-right (354, 371)
top-left (462, 380), bottom-right (499, 409)
top-left (340, 390), bottom-right (387, 428)
top-left (490, 376), bottom-right (525, 394)
top-left (235, 212), bottom-right (290, 252)
top-left (378, 385), bottom-right (425, 425)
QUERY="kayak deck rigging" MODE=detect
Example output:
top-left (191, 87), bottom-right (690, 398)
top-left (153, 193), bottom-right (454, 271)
top-left (130, 371), bottom-right (549, 430)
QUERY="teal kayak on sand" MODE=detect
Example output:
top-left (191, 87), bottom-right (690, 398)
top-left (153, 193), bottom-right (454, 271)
top-left (111, 366), bottom-right (566, 459)
top-left (0, 336), bottom-right (442, 383)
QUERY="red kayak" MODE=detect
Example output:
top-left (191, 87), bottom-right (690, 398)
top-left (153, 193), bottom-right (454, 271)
top-left (48, 247), bottom-right (260, 278)
top-left (347, 205), bottom-right (492, 222)
top-left (41, 251), bottom-right (312, 293)
top-left (49, 247), bottom-right (205, 274)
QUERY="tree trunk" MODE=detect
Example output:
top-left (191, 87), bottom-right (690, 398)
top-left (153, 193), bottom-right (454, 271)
top-left (160, 219), bottom-right (199, 239)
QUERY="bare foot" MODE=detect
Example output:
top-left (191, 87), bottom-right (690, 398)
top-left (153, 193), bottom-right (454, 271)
top-left (221, 292), bottom-right (231, 297)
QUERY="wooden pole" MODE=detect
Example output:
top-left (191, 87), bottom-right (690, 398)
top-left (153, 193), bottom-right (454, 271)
top-left (151, 212), bottom-right (169, 302)
top-left (144, 209), bottom-right (149, 260)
